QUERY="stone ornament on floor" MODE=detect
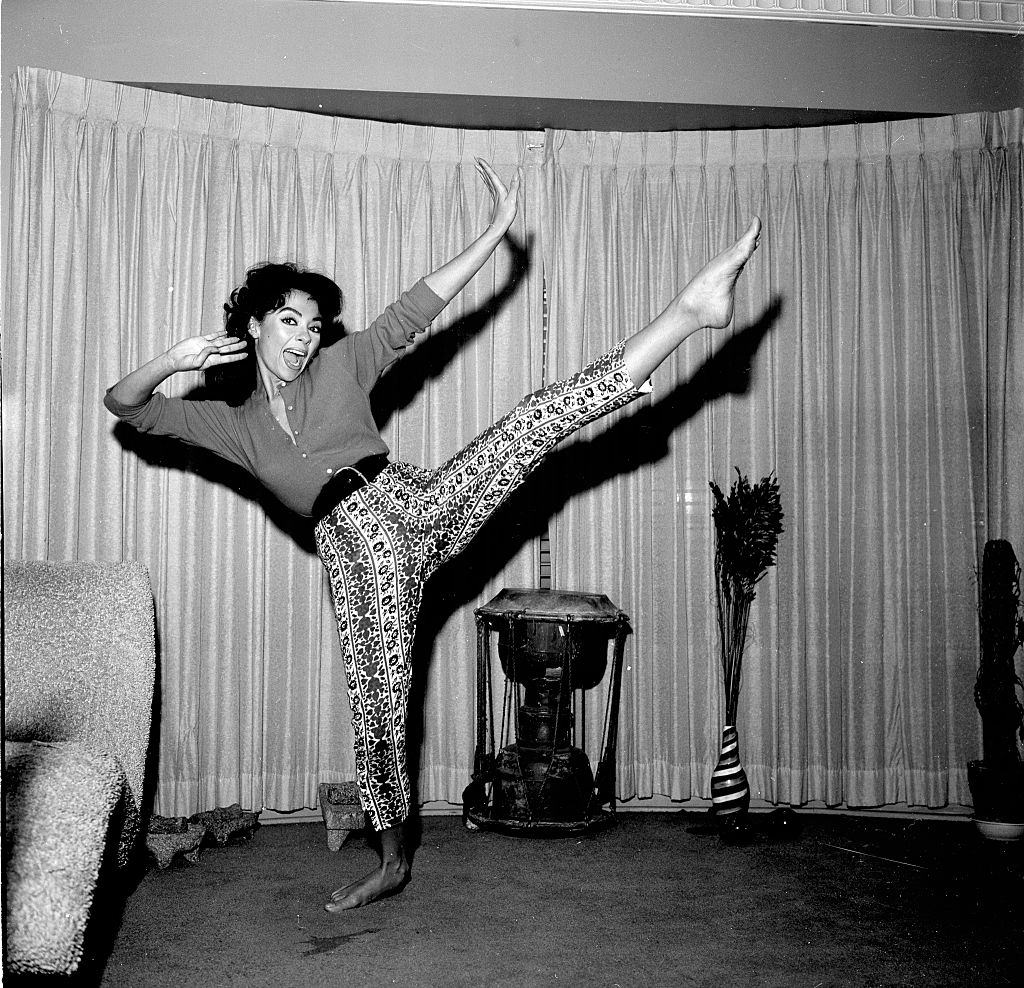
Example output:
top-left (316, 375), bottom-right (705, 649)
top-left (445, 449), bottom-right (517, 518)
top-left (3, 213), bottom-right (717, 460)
top-left (319, 782), bottom-right (364, 851)
top-left (146, 803), bottom-right (261, 869)
top-left (146, 819), bottom-right (207, 869)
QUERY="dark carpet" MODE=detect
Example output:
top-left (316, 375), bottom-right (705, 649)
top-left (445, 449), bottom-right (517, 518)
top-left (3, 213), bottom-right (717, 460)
top-left (55, 813), bottom-right (1024, 987)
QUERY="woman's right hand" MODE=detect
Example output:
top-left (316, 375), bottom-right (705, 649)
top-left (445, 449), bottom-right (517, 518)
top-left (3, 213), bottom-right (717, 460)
top-left (166, 332), bottom-right (249, 373)
top-left (476, 158), bottom-right (520, 239)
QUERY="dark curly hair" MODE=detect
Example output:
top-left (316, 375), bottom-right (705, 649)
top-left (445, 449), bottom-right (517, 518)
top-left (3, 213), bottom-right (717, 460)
top-left (207, 262), bottom-right (344, 403)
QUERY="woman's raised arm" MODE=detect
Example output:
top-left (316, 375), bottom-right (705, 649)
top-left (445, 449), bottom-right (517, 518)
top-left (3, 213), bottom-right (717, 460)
top-left (107, 332), bottom-right (249, 406)
top-left (422, 158), bottom-right (521, 304)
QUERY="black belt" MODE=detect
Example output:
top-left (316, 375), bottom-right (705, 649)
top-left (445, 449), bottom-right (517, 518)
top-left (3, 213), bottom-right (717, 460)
top-left (312, 454), bottom-right (390, 522)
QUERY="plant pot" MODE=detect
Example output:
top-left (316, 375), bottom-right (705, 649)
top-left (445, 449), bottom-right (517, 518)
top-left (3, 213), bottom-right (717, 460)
top-left (966, 760), bottom-right (1024, 830)
top-left (711, 725), bottom-right (750, 818)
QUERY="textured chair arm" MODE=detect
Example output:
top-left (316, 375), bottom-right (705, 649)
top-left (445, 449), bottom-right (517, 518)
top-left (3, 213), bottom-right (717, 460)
top-left (4, 561), bottom-right (157, 832)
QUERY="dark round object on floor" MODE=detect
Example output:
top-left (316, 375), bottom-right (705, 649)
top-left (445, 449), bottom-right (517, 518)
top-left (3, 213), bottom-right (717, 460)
top-left (765, 808), bottom-right (802, 840)
top-left (719, 815), bottom-right (756, 845)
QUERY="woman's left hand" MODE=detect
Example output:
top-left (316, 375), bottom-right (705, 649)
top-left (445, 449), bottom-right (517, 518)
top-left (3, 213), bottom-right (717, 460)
top-left (476, 157), bottom-right (521, 238)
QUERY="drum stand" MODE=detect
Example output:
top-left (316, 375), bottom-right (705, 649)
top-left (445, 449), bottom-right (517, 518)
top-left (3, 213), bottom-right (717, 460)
top-left (464, 588), bottom-right (631, 835)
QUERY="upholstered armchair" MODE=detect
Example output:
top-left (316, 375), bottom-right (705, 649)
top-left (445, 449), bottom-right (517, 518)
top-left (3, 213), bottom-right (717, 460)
top-left (4, 561), bottom-right (156, 976)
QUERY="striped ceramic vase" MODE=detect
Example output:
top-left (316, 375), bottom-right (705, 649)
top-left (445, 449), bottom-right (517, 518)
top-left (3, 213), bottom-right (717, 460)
top-left (710, 725), bottom-right (750, 817)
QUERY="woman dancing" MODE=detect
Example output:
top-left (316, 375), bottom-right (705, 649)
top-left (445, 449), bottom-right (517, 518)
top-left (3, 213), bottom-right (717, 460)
top-left (105, 159), bottom-right (761, 911)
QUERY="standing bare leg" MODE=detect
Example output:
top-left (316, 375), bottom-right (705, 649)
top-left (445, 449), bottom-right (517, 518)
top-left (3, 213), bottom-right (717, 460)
top-left (325, 824), bottom-right (409, 912)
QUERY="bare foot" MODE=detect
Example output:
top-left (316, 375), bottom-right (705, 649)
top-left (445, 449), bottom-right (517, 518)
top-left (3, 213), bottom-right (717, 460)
top-left (324, 859), bottom-right (410, 912)
top-left (623, 217), bottom-right (762, 385)
top-left (325, 823), bottom-right (410, 912)
top-left (677, 217), bottom-right (762, 330)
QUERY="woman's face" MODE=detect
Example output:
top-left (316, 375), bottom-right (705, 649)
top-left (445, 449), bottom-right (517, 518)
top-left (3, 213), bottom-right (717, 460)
top-left (249, 290), bottom-right (323, 387)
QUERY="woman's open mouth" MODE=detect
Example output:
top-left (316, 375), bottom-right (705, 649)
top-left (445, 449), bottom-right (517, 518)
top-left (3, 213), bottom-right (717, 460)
top-left (283, 348), bottom-right (307, 371)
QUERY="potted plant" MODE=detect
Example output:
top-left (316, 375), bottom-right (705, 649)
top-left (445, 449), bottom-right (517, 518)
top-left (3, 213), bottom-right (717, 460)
top-left (967, 539), bottom-right (1024, 839)
top-left (708, 469), bottom-right (784, 820)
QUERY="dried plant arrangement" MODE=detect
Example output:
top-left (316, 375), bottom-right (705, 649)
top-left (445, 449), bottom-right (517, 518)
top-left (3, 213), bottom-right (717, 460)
top-left (709, 469), bottom-right (785, 726)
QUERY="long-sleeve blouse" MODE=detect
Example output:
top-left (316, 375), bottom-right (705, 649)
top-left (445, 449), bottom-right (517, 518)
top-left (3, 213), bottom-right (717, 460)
top-left (103, 279), bottom-right (446, 517)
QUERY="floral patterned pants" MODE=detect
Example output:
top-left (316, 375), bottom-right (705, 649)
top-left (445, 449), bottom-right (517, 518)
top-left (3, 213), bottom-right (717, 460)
top-left (314, 339), bottom-right (648, 831)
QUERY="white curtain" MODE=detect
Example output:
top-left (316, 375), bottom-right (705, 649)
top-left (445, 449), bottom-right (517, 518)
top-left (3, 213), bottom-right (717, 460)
top-left (4, 68), bottom-right (543, 815)
top-left (6, 67), bottom-right (1021, 816)
top-left (541, 116), bottom-right (1023, 809)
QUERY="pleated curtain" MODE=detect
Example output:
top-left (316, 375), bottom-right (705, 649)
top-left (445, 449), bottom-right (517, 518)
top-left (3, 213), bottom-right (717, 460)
top-left (4, 68), bottom-right (544, 815)
top-left (541, 118), bottom-right (1023, 809)
top-left (5, 66), bottom-right (1022, 816)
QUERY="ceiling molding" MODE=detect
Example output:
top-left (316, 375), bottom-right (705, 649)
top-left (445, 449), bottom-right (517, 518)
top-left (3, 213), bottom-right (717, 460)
top-left (305, 0), bottom-right (1024, 33)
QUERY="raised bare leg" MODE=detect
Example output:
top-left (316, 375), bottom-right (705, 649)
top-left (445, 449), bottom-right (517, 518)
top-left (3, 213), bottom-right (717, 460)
top-left (623, 217), bottom-right (761, 385)
top-left (325, 823), bottom-right (410, 912)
